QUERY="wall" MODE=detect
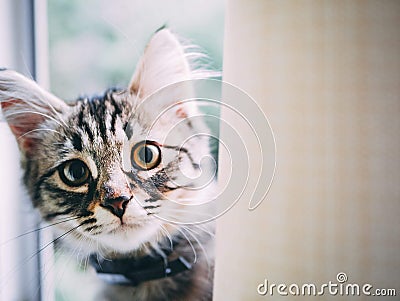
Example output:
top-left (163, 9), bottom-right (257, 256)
top-left (214, 1), bottom-right (400, 300)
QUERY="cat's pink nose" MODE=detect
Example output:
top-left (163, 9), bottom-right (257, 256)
top-left (102, 196), bottom-right (131, 218)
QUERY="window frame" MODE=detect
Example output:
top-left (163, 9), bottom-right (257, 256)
top-left (0, 1), bottom-right (54, 301)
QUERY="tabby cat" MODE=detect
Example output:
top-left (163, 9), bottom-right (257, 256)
top-left (0, 29), bottom-right (215, 300)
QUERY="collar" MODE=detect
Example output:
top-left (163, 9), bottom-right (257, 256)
top-left (89, 252), bottom-right (192, 286)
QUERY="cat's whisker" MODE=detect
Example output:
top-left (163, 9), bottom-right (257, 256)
top-left (192, 224), bottom-right (215, 237)
top-left (18, 55), bottom-right (34, 81)
top-left (83, 234), bottom-right (97, 269)
top-left (159, 224), bottom-right (174, 250)
top-left (17, 128), bottom-right (63, 140)
top-left (74, 231), bottom-right (92, 268)
top-left (5, 110), bottom-right (65, 128)
top-left (36, 231), bottom-right (82, 301)
top-left (0, 222), bottom-right (84, 290)
top-left (181, 225), bottom-right (212, 277)
top-left (167, 223), bottom-right (197, 264)
top-left (51, 230), bottom-right (89, 298)
top-left (72, 230), bottom-right (91, 269)
top-left (21, 97), bottom-right (68, 128)
top-left (159, 208), bottom-right (215, 219)
top-left (30, 222), bottom-right (85, 259)
top-left (0, 216), bottom-right (80, 246)
top-left (35, 98), bottom-right (69, 128)
top-left (155, 227), bottom-right (161, 244)
top-left (95, 241), bottom-right (110, 262)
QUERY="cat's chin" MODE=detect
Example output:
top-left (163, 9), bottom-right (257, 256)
top-left (89, 221), bottom-right (161, 254)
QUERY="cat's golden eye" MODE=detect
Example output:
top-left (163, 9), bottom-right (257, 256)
top-left (59, 159), bottom-right (90, 187)
top-left (131, 141), bottom-right (161, 170)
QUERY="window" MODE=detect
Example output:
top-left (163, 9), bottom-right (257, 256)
top-left (0, 1), bottom-right (223, 300)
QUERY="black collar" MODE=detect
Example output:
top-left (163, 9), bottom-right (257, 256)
top-left (89, 252), bottom-right (192, 286)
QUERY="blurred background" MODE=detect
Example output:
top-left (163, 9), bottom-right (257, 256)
top-left (47, 0), bottom-right (224, 100)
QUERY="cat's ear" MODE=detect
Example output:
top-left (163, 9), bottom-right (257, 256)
top-left (0, 69), bottom-right (69, 153)
top-left (128, 28), bottom-right (191, 98)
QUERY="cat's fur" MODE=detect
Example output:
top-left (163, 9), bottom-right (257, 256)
top-left (0, 29), bottom-right (215, 300)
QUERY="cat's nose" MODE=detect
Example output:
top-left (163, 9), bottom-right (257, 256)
top-left (103, 195), bottom-right (131, 218)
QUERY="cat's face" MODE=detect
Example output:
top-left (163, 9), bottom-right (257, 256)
top-left (0, 29), bottom-right (213, 254)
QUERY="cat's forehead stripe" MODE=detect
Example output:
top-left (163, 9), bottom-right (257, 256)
top-left (74, 90), bottom-right (130, 147)
top-left (71, 132), bottom-right (83, 151)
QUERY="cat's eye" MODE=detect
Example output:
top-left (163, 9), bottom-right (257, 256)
top-left (131, 141), bottom-right (161, 170)
top-left (59, 159), bottom-right (90, 186)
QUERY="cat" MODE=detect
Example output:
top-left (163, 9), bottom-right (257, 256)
top-left (0, 28), bottom-right (215, 301)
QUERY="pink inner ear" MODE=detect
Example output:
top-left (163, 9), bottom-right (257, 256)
top-left (1, 99), bottom-right (45, 153)
top-left (0, 98), bottom-right (20, 112)
top-left (176, 107), bottom-right (188, 118)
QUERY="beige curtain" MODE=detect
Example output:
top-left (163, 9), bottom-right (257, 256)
top-left (214, 1), bottom-right (400, 300)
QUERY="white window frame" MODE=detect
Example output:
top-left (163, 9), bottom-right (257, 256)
top-left (0, 1), bottom-right (54, 301)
